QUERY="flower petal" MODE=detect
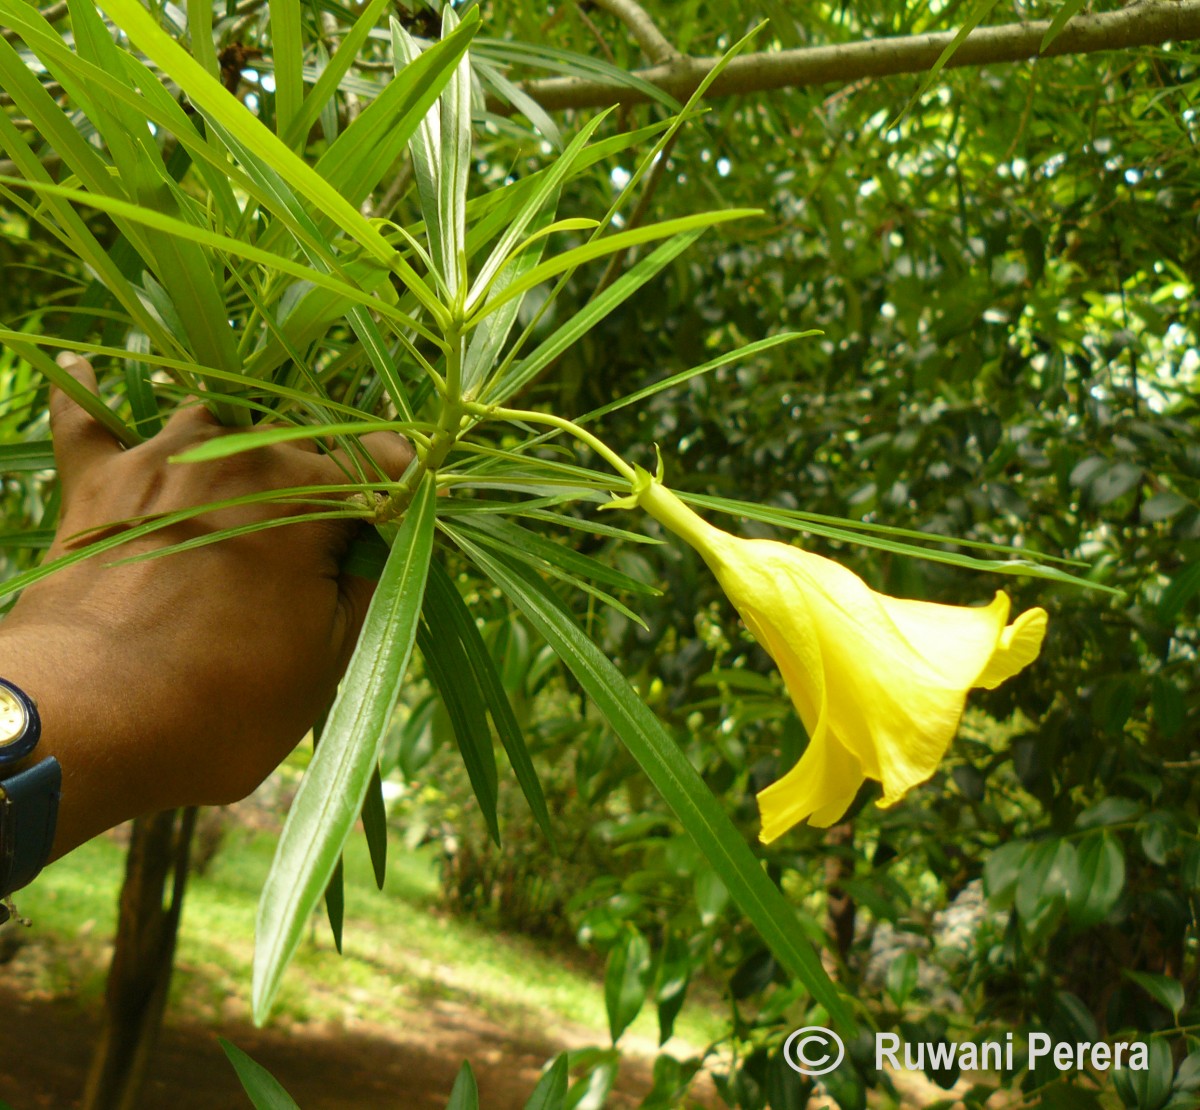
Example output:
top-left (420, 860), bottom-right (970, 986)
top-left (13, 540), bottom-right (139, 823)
top-left (636, 480), bottom-right (1048, 839)
top-left (974, 605), bottom-right (1048, 689)
top-left (758, 731), bottom-right (865, 842)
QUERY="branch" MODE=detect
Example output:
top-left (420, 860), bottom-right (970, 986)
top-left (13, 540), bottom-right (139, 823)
top-left (495, 1), bottom-right (1200, 112)
top-left (589, 0), bottom-right (678, 64)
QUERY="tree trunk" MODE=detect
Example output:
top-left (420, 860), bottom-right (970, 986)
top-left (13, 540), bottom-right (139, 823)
top-left (824, 823), bottom-right (857, 960)
top-left (82, 807), bottom-right (197, 1110)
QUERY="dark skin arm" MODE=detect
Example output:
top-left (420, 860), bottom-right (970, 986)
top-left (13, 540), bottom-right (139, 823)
top-left (0, 354), bottom-right (413, 865)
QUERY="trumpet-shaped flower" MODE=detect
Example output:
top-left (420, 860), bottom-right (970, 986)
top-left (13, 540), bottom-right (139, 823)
top-left (635, 477), bottom-right (1047, 843)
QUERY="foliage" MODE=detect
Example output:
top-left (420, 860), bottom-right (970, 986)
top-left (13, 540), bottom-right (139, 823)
top-left (3, 1), bottom-right (1199, 1108)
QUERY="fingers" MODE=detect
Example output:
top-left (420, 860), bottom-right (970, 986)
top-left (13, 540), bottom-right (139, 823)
top-left (154, 396), bottom-right (222, 450)
top-left (353, 431), bottom-right (416, 483)
top-left (294, 431), bottom-right (416, 489)
top-left (50, 354), bottom-right (121, 488)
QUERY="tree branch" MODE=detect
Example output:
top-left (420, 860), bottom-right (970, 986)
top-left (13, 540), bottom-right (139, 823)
top-left (495, 1), bottom-right (1200, 113)
top-left (589, 0), bottom-right (679, 64)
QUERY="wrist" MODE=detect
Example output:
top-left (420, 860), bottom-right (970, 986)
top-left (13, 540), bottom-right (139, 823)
top-left (0, 616), bottom-right (155, 861)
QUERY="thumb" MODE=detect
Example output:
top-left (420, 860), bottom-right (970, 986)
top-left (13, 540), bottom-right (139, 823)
top-left (50, 353), bottom-right (120, 489)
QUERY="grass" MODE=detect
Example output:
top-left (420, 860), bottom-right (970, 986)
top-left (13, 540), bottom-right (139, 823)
top-left (15, 816), bottom-right (727, 1059)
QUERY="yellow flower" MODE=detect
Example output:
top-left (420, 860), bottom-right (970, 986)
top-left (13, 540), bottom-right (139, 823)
top-left (635, 478), bottom-right (1047, 843)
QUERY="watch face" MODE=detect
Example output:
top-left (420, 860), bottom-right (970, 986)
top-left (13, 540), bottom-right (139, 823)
top-left (0, 685), bottom-right (27, 750)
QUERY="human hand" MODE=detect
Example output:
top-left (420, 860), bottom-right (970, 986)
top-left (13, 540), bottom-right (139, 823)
top-left (1, 355), bottom-right (413, 860)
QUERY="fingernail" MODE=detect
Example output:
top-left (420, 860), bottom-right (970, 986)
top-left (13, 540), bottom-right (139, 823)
top-left (55, 352), bottom-right (83, 370)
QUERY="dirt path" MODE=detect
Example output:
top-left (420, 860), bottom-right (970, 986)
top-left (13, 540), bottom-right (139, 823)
top-left (0, 984), bottom-right (692, 1109)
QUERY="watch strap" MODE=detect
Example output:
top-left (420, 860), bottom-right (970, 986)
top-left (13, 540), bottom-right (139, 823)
top-left (0, 757), bottom-right (61, 904)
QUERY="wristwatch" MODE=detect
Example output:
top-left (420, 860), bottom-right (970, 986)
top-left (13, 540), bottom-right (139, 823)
top-left (0, 678), bottom-right (60, 923)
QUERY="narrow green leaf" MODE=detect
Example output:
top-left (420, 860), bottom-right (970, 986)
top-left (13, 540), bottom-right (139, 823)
top-left (449, 521), bottom-right (650, 629)
top-left (100, 0), bottom-right (448, 322)
top-left (450, 117), bottom-right (682, 257)
top-left (362, 762), bottom-right (388, 890)
top-left (462, 222), bottom-right (552, 397)
top-left (476, 59), bottom-right (562, 149)
top-left (219, 1039), bottom-right (301, 1110)
top-left (189, 116), bottom-right (338, 270)
top-left (119, 54), bottom-right (241, 223)
top-left (0, 175), bottom-right (436, 344)
top-left (454, 538), bottom-right (855, 1032)
top-left (680, 491), bottom-right (1118, 592)
top-left (324, 857), bottom-right (345, 953)
top-left (459, 516), bottom-right (659, 597)
top-left (270, 0), bottom-right (305, 140)
top-left (473, 38), bottom-right (680, 110)
top-left (487, 231), bottom-right (703, 404)
top-left (469, 211), bottom-right (759, 326)
top-left (204, 117), bottom-right (421, 423)
top-left (506, 508), bottom-right (663, 546)
top-left (67, 0), bottom-right (163, 184)
top-left (2, 10), bottom-right (268, 237)
top-left (0, 528), bottom-right (53, 552)
top-left (104, 509), bottom-right (368, 569)
top-left (466, 112), bottom-right (611, 310)
top-left (605, 926), bottom-right (652, 1043)
top-left (189, 0), bottom-right (219, 78)
top-left (0, 329), bottom-right (377, 424)
top-left (1041, 0), bottom-right (1090, 53)
top-left (282, 0), bottom-right (392, 149)
top-left (0, 36), bottom-right (182, 357)
top-left (312, 709), bottom-right (345, 953)
top-left (0, 484), bottom-right (372, 602)
top-left (425, 560), bottom-right (554, 844)
top-left (895, 0), bottom-right (1003, 123)
top-left (123, 331), bottom-right (164, 437)
top-left (580, 333), bottom-right (820, 424)
top-left (437, 5), bottom-right (471, 304)
top-left (6, 339), bottom-right (138, 447)
top-left (524, 1056), bottom-right (569, 1110)
top-left (393, 18), bottom-right (442, 278)
top-left (253, 478), bottom-right (437, 1024)
top-left (316, 16), bottom-right (477, 208)
top-left (65, 0), bottom-right (243, 393)
top-left (171, 419), bottom-right (415, 463)
top-left (313, 42), bottom-right (339, 143)
top-left (417, 613), bottom-right (501, 847)
top-left (445, 1063), bottom-right (480, 1110)
top-left (0, 441), bottom-right (55, 472)
top-left (593, 24), bottom-right (763, 244)
top-left (345, 307), bottom-right (419, 424)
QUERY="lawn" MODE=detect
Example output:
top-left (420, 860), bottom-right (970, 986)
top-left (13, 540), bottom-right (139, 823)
top-left (13, 808), bottom-right (726, 1080)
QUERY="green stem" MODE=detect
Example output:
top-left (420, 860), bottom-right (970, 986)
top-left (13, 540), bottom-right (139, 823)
top-left (377, 397), bottom-right (464, 524)
top-left (467, 403), bottom-right (638, 484)
top-left (445, 328), bottom-right (463, 403)
top-left (462, 404), bottom-right (727, 560)
top-left (635, 480), bottom-right (725, 555)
